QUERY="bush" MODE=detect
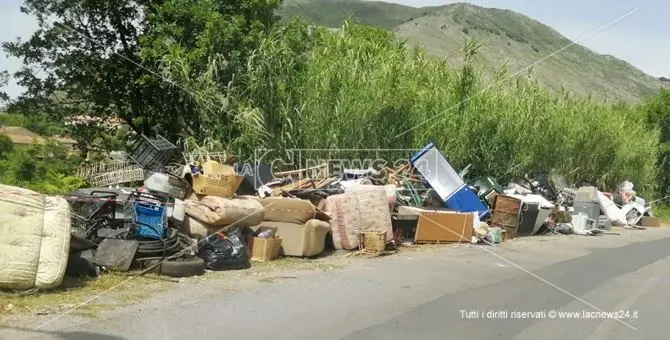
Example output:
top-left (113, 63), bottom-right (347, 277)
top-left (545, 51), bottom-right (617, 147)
top-left (234, 20), bottom-right (659, 193)
top-left (0, 141), bottom-right (85, 194)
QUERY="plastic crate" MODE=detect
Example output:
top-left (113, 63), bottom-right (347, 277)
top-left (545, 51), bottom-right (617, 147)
top-left (134, 203), bottom-right (167, 239)
top-left (128, 134), bottom-right (180, 171)
top-left (130, 190), bottom-right (168, 207)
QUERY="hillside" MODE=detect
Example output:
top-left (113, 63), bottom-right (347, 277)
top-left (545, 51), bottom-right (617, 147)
top-left (279, 0), bottom-right (665, 102)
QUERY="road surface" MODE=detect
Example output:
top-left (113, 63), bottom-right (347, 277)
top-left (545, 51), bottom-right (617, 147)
top-left (3, 228), bottom-right (670, 340)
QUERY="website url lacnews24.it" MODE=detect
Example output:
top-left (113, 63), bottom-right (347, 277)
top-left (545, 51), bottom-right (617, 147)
top-left (460, 309), bottom-right (639, 320)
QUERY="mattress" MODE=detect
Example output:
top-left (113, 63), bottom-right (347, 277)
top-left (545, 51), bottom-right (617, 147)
top-left (325, 184), bottom-right (393, 250)
top-left (185, 195), bottom-right (264, 226)
top-left (0, 185), bottom-right (71, 290)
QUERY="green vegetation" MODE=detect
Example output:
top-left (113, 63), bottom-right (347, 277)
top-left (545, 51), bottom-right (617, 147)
top-left (1, 1), bottom-right (669, 198)
top-left (0, 112), bottom-right (83, 194)
top-left (278, 0), bottom-right (430, 30)
top-left (642, 89), bottom-right (670, 198)
top-left (0, 135), bottom-right (84, 194)
top-left (225, 20), bottom-right (659, 193)
top-left (280, 1), bottom-right (665, 102)
top-left (1, 0), bottom-right (281, 145)
top-left (0, 112), bottom-right (66, 137)
top-left (0, 272), bottom-right (168, 323)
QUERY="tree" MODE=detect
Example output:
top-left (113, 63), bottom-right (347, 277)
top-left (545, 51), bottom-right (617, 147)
top-left (138, 0), bottom-right (281, 142)
top-left (2, 0), bottom-right (281, 147)
top-left (0, 135), bottom-right (13, 159)
top-left (0, 70), bottom-right (9, 104)
top-left (0, 140), bottom-right (85, 194)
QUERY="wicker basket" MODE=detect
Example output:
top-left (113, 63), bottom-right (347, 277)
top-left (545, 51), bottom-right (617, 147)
top-left (358, 231), bottom-right (387, 255)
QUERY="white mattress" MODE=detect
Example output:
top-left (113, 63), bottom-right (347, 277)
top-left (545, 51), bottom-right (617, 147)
top-left (0, 185), bottom-right (71, 290)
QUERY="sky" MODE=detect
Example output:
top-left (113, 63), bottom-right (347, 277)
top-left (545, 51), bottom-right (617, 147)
top-left (1, 0), bottom-right (668, 99)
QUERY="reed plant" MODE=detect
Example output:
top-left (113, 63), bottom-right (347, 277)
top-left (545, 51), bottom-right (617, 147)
top-left (163, 19), bottom-right (660, 193)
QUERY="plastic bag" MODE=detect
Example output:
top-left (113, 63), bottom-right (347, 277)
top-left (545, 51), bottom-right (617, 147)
top-left (197, 228), bottom-right (251, 271)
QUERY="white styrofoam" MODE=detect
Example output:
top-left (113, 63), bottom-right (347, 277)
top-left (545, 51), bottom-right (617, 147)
top-left (598, 191), bottom-right (626, 225)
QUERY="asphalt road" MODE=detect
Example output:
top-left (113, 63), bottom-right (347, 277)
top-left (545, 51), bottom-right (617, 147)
top-left (4, 229), bottom-right (670, 340)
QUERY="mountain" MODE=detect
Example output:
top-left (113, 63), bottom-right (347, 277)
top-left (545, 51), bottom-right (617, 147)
top-left (278, 0), bottom-right (665, 102)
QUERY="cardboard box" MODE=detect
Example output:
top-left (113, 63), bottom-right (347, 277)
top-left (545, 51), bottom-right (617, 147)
top-left (641, 216), bottom-right (661, 228)
top-left (189, 160), bottom-right (244, 198)
top-left (410, 208), bottom-right (475, 243)
top-left (248, 237), bottom-right (282, 261)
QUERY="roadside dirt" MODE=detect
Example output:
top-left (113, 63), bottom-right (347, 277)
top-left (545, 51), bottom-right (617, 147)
top-left (3, 227), bottom-right (670, 330)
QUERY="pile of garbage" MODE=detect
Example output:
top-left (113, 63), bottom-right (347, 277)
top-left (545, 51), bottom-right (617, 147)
top-left (0, 137), bottom-right (661, 291)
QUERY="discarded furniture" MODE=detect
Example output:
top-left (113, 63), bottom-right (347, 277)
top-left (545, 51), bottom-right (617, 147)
top-left (398, 206), bottom-right (475, 244)
top-left (509, 194), bottom-right (554, 236)
top-left (490, 195), bottom-right (522, 239)
top-left (357, 231), bottom-right (388, 255)
top-left (324, 184), bottom-right (394, 250)
top-left (409, 143), bottom-right (489, 220)
top-left (391, 214), bottom-right (419, 244)
top-left (256, 219), bottom-right (330, 257)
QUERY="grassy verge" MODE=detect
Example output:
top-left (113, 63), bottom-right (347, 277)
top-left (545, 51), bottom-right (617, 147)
top-left (0, 254), bottom-right (349, 324)
top-left (652, 204), bottom-right (670, 224)
top-left (0, 272), bottom-right (170, 324)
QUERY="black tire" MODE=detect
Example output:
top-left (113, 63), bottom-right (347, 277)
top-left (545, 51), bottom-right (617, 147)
top-left (147, 256), bottom-right (206, 278)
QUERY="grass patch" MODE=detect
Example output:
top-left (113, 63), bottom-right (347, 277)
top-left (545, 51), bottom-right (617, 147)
top-left (258, 277), bottom-right (279, 284)
top-left (652, 204), bottom-right (670, 223)
top-left (198, 255), bottom-right (347, 282)
top-left (250, 256), bottom-right (345, 272)
top-left (0, 272), bottom-right (170, 322)
top-left (71, 303), bottom-right (116, 318)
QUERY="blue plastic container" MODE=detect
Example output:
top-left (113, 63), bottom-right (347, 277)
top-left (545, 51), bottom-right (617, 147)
top-left (445, 186), bottom-right (490, 221)
top-left (134, 202), bottom-right (166, 239)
